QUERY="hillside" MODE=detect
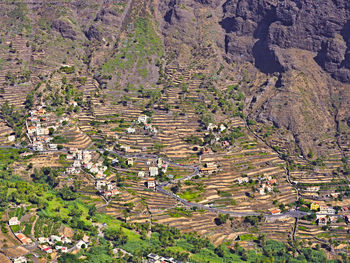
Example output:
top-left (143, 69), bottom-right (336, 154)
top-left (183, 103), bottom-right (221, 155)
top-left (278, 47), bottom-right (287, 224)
top-left (0, 0), bottom-right (349, 262)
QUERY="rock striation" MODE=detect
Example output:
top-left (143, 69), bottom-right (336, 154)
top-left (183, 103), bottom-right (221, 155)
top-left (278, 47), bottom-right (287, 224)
top-left (221, 0), bottom-right (350, 83)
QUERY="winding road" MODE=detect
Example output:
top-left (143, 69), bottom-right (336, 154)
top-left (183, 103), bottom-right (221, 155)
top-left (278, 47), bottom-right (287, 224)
top-left (0, 144), bottom-right (311, 219)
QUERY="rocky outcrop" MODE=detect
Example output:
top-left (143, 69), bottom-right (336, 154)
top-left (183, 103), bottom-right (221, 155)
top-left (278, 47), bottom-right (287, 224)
top-left (51, 19), bottom-right (77, 40)
top-left (221, 0), bottom-right (350, 83)
top-left (85, 25), bottom-right (102, 41)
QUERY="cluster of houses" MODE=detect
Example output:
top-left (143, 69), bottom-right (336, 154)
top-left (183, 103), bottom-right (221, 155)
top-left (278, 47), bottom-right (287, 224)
top-left (142, 158), bottom-right (168, 189)
top-left (134, 115), bottom-right (157, 135)
top-left (66, 148), bottom-right (120, 199)
top-left (257, 175), bottom-right (277, 195)
top-left (8, 217), bottom-right (33, 245)
top-left (8, 214), bottom-right (89, 257)
top-left (38, 234), bottom-right (72, 254)
top-left (206, 123), bottom-right (232, 149)
top-left (38, 234), bottom-right (88, 254)
top-left (95, 180), bottom-right (120, 199)
top-left (147, 253), bottom-right (181, 263)
top-left (26, 104), bottom-right (68, 151)
top-left (66, 148), bottom-right (95, 174)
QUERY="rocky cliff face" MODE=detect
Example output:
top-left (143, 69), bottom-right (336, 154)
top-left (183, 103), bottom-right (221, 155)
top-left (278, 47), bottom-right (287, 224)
top-left (221, 0), bottom-right (350, 83)
top-left (158, 0), bottom-right (350, 157)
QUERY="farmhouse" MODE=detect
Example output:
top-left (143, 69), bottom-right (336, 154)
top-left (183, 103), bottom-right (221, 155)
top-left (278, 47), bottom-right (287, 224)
top-left (236, 177), bottom-right (249, 184)
top-left (147, 178), bottom-right (155, 188)
top-left (269, 208), bottom-right (281, 215)
top-left (137, 115), bottom-right (149, 124)
top-left (38, 237), bottom-right (49, 244)
top-left (49, 144), bottom-right (57, 150)
top-left (9, 217), bottom-right (20, 226)
top-left (149, 167), bottom-right (159, 177)
top-left (126, 158), bottom-right (134, 166)
top-left (76, 240), bottom-right (87, 249)
top-left (15, 233), bottom-right (32, 244)
top-left (56, 246), bottom-right (68, 253)
top-left (14, 256), bottom-right (27, 263)
top-left (40, 245), bottom-right (52, 254)
top-left (127, 127), bottom-right (135, 133)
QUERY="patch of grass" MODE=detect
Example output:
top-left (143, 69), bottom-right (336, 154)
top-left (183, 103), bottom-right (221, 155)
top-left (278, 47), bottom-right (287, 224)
top-left (240, 234), bottom-right (257, 241)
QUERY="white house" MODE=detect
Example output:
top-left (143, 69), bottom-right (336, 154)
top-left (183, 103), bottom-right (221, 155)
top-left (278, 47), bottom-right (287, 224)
top-left (127, 127), bottom-right (135, 134)
top-left (138, 171), bottom-right (145, 177)
top-left (38, 237), bottom-right (49, 244)
top-left (14, 256), bottom-right (27, 263)
top-left (50, 235), bottom-right (62, 243)
top-left (147, 178), bottom-right (156, 188)
top-left (207, 123), bottom-right (218, 131)
top-left (76, 240), bottom-right (87, 249)
top-left (219, 124), bottom-right (226, 132)
top-left (149, 167), bottom-right (159, 177)
top-left (41, 245), bottom-right (52, 254)
top-left (96, 180), bottom-right (107, 190)
top-left (73, 160), bottom-right (81, 168)
top-left (137, 115), bottom-right (149, 124)
top-left (126, 158), bottom-right (134, 166)
top-left (48, 144), bottom-right (57, 151)
top-left (56, 246), bottom-right (68, 253)
top-left (9, 217), bottom-right (20, 226)
top-left (8, 135), bottom-right (15, 142)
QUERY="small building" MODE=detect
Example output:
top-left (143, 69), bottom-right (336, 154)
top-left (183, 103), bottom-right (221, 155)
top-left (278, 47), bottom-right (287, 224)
top-left (127, 127), bottom-right (135, 134)
top-left (269, 208), bottom-right (281, 215)
top-left (137, 115), bottom-right (149, 124)
top-left (40, 245), bottom-right (52, 254)
top-left (15, 233), bottom-right (32, 244)
top-left (38, 237), bottom-right (49, 244)
top-left (48, 144), bottom-right (57, 151)
top-left (27, 126), bottom-right (36, 134)
top-left (56, 246), bottom-right (68, 253)
top-left (32, 142), bottom-right (44, 151)
top-left (126, 158), bottom-right (134, 166)
top-left (50, 235), bottom-right (62, 243)
top-left (207, 123), bottom-right (218, 131)
top-left (73, 160), bottom-right (81, 168)
top-left (76, 240), bottom-right (87, 249)
top-left (205, 162), bottom-right (217, 169)
top-left (317, 215), bottom-right (328, 226)
top-left (120, 145), bottom-right (130, 152)
top-left (96, 180), bottom-right (107, 190)
top-left (14, 256), bottom-right (27, 263)
top-left (95, 172), bottom-right (106, 179)
top-left (66, 154), bottom-right (74, 160)
top-left (219, 124), bottom-right (226, 132)
top-left (90, 166), bottom-right (99, 174)
top-left (236, 177), bottom-right (249, 184)
top-left (7, 135), bottom-right (15, 142)
top-left (149, 167), bottom-right (159, 177)
top-left (138, 171), bottom-right (145, 177)
top-left (320, 205), bottom-right (335, 214)
top-left (147, 178), bottom-right (155, 188)
top-left (9, 217), bottom-right (20, 226)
